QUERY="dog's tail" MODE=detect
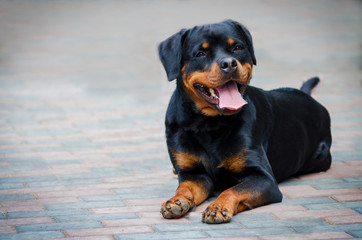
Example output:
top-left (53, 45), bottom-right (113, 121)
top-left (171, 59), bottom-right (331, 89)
top-left (300, 77), bottom-right (320, 95)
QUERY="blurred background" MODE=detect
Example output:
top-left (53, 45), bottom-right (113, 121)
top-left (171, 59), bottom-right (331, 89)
top-left (0, 0), bottom-right (360, 109)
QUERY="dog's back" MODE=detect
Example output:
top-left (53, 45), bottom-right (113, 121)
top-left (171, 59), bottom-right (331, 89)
top-left (260, 79), bottom-right (331, 182)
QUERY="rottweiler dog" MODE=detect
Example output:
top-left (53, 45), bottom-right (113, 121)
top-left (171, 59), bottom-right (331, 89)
top-left (158, 20), bottom-right (332, 224)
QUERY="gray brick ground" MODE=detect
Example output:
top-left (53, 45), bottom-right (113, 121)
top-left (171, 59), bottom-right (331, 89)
top-left (153, 222), bottom-right (242, 232)
top-left (205, 227), bottom-right (295, 237)
top-left (293, 223), bottom-right (362, 234)
top-left (53, 213), bottom-right (137, 222)
top-left (45, 201), bottom-right (125, 210)
top-left (238, 219), bottom-right (330, 228)
top-left (15, 221), bottom-right (102, 233)
top-left (7, 209), bottom-right (90, 219)
top-left (0, 194), bottom-right (34, 202)
top-left (0, 0), bottom-right (361, 239)
top-left (0, 231), bottom-right (64, 240)
top-left (117, 231), bottom-right (208, 240)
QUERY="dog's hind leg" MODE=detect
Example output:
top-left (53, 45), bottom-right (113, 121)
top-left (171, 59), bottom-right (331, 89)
top-left (311, 141), bottom-right (332, 172)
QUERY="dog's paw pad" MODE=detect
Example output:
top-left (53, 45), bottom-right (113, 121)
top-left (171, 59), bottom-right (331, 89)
top-left (202, 204), bottom-right (233, 224)
top-left (161, 196), bottom-right (194, 219)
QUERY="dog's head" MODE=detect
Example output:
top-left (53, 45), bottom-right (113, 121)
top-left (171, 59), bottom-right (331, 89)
top-left (159, 20), bottom-right (256, 116)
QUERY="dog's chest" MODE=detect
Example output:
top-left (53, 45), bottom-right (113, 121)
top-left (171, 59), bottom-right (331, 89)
top-left (187, 131), bottom-right (248, 176)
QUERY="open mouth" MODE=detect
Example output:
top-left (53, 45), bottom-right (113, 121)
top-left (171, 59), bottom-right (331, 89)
top-left (194, 81), bottom-right (248, 111)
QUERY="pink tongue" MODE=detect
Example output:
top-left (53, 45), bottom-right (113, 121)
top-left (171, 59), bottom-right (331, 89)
top-left (216, 81), bottom-right (247, 110)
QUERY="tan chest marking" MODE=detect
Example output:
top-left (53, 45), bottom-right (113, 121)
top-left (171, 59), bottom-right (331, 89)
top-left (218, 151), bottom-right (248, 174)
top-left (171, 150), bottom-right (202, 170)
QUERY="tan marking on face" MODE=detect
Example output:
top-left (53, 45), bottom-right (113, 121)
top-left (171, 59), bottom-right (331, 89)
top-left (202, 42), bottom-right (209, 49)
top-left (227, 38), bottom-right (235, 46)
top-left (236, 62), bottom-right (253, 85)
top-left (182, 62), bottom-right (222, 116)
top-left (181, 65), bottom-right (186, 75)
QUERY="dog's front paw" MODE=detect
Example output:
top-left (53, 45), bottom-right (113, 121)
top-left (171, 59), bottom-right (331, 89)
top-left (161, 195), bottom-right (194, 219)
top-left (202, 202), bottom-right (233, 224)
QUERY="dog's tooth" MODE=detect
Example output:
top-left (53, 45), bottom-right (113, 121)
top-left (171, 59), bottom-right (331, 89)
top-left (209, 88), bottom-right (219, 99)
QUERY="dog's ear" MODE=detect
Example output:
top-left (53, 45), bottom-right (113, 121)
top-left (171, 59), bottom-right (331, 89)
top-left (158, 29), bottom-right (187, 81)
top-left (225, 20), bottom-right (257, 66)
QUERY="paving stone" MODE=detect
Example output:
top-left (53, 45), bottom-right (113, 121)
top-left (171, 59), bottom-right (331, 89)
top-left (0, 231), bottom-right (64, 240)
top-left (303, 201), bottom-right (362, 210)
top-left (273, 208), bottom-right (359, 220)
top-left (51, 237), bottom-right (114, 240)
top-left (0, 226), bottom-right (15, 234)
top-left (332, 193), bottom-right (362, 202)
top-left (205, 227), bottom-right (295, 238)
top-left (27, 178), bottom-right (102, 188)
top-left (238, 218), bottom-right (329, 228)
top-left (65, 226), bottom-right (154, 237)
top-left (349, 230), bottom-right (362, 238)
top-left (259, 231), bottom-right (354, 240)
top-left (0, 194), bottom-right (34, 202)
top-left (293, 223), bottom-right (362, 234)
top-left (325, 214), bottom-right (362, 225)
top-left (80, 195), bottom-right (125, 202)
top-left (354, 207), bottom-right (362, 214)
top-left (7, 209), bottom-right (90, 219)
top-left (0, 216), bottom-right (54, 227)
top-left (115, 231), bottom-right (208, 240)
top-left (281, 197), bottom-right (337, 205)
top-left (0, 176), bottom-right (58, 183)
top-left (102, 217), bottom-right (190, 227)
top-left (45, 201), bottom-right (125, 210)
top-left (15, 221), bottom-right (102, 233)
top-left (0, 182), bottom-right (25, 189)
top-left (54, 213), bottom-right (138, 222)
top-left (153, 222), bottom-right (242, 232)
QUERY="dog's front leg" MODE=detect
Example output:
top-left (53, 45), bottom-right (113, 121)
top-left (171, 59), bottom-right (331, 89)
top-left (161, 174), bottom-right (213, 219)
top-left (202, 171), bottom-right (282, 224)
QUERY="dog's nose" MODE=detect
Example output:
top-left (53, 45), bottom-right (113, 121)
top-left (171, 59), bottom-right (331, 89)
top-left (219, 58), bottom-right (238, 73)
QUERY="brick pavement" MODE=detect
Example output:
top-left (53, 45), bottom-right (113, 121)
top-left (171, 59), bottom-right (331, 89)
top-left (0, 0), bottom-right (361, 239)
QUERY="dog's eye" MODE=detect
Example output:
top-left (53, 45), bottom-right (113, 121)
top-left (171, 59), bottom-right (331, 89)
top-left (196, 51), bottom-right (206, 58)
top-left (232, 45), bottom-right (244, 52)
